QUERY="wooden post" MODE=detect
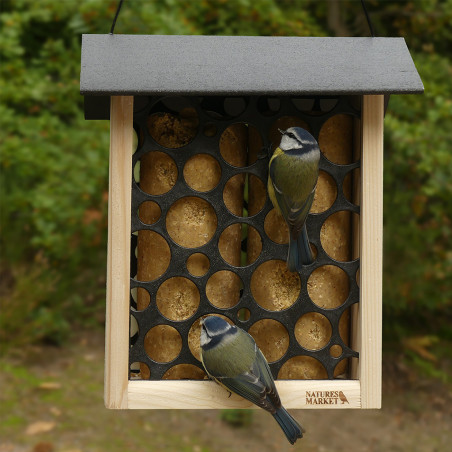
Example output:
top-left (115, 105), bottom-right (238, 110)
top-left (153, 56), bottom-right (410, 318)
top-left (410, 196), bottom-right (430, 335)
top-left (350, 112), bottom-right (362, 381)
top-left (105, 96), bottom-right (134, 409)
top-left (359, 95), bottom-right (383, 408)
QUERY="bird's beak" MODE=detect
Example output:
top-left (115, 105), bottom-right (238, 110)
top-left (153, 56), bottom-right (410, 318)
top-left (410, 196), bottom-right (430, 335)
top-left (278, 128), bottom-right (285, 135)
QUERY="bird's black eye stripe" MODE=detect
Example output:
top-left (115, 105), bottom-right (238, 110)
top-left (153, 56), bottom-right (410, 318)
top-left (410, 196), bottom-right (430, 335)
top-left (287, 132), bottom-right (296, 139)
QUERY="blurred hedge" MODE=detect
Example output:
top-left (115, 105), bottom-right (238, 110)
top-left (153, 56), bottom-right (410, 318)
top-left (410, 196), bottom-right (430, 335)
top-left (1, 0), bottom-right (451, 348)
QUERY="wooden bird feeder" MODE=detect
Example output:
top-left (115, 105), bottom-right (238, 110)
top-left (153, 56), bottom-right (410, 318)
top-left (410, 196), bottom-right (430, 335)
top-left (80, 35), bottom-right (423, 410)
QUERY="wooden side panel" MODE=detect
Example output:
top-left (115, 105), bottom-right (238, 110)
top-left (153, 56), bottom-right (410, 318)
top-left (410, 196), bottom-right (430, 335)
top-left (359, 95), bottom-right (384, 408)
top-left (105, 96), bottom-right (134, 409)
top-left (127, 380), bottom-right (361, 409)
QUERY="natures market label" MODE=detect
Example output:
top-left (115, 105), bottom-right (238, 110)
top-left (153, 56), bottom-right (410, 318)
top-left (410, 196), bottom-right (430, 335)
top-left (305, 390), bottom-right (349, 405)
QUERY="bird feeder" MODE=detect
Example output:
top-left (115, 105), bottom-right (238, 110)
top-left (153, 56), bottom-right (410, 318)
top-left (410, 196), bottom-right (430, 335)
top-left (80, 35), bottom-right (423, 410)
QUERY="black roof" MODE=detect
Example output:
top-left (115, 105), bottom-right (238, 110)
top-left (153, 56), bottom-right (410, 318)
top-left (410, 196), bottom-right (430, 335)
top-left (80, 34), bottom-right (423, 118)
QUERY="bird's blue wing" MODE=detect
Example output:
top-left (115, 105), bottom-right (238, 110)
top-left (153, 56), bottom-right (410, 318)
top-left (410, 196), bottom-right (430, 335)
top-left (216, 345), bottom-right (280, 413)
top-left (254, 348), bottom-right (281, 409)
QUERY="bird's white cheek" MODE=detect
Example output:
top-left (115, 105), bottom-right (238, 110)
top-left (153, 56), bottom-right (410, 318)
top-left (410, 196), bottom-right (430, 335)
top-left (200, 329), bottom-right (210, 347)
top-left (280, 136), bottom-right (300, 151)
top-left (280, 136), bottom-right (290, 149)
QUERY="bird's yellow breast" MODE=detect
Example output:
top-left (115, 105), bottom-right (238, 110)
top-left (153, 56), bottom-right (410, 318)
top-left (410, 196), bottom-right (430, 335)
top-left (201, 330), bottom-right (256, 378)
top-left (267, 147), bottom-right (284, 214)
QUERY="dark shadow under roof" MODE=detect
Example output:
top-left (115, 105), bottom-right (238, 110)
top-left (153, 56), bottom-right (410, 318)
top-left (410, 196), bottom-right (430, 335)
top-left (80, 34), bottom-right (423, 118)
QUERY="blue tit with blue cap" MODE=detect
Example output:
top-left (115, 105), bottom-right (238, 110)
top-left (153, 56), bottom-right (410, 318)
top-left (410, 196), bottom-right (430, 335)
top-left (268, 126), bottom-right (320, 272)
top-left (200, 315), bottom-right (303, 444)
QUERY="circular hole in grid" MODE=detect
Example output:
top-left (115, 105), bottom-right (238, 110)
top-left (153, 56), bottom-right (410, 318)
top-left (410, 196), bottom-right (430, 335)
top-left (237, 308), bottom-right (250, 322)
top-left (219, 224), bottom-right (262, 267)
top-left (295, 312), bottom-right (332, 351)
top-left (320, 211), bottom-right (359, 262)
top-left (129, 361), bottom-right (150, 380)
top-left (206, 271), bottom-right (243, 309)
top-left (223, 174), bottom-right (246, 216)
top-left (311, 171), bottom-right (337, 214)
top-left (203, 123), bottom-right (217, 137)
top-left (292, 97), bottom-right (339, 114)
top-left (330, 344), bottom-right (343, 358)
top-left (130, 314), bottom-right (138, 344)
top-left (244, 224), bottom-right (262, 266)
top-left (319, 98), bottom-right (339, 113)
top-left (132, 127), bottom-right (139, 155)
top-left (156, 277), bottom-right (200, 321)
top-left (200, 97), bottom-right (230, 120)
top-left (264, 208), bottom-right (288, 244)
top-left (318, 114), bottom-right (358, 164)
top-left (138, 201), bottom-right (161, 225)
top-left (247, 125), bottom-right (263, 165)
top-left (186, 253), bottom-right (210, 277)
top-left (251, 260), bottom-right (300, 311)
top-left (220, 124), bottom-right (248, 167)
top-left (334, 358), bottom-right (349, 378)
top-left (343, 167), bottom-right (360, 205)
top-left (147, 98), bottom-right (198, 148)
top-left (220, 124), bottom-right (262, 167)
top-left (223, 174), bottom-right (266, 217)
top-left (218, 223), bottom-right (243, 266)
top-left (166, 197), bottom-right (217, 248)
top-left (162, 364), bottom-right (206, 380)
top-left (291, 98), bottom-right (316, 112)
top-left (335, 316), bottom-right (350, 380)
top-left (249, 319), bottom-right (289, 362)
top-left (133, 231), bottom-right (170, 282)
top-left (183, 154), bottom-right (221, 192)
top-left (307, 265), bottom-right (349, 309)
top-left (224, 97), bottom-right (247, 117)
top-left (144, 325), bottom-right (182, 363)
top-left (131, 286), bottom-right (151, 311)
top-left (134, 151), bottom-right (177, 194)
top-left (268, 117), bottom-right (310, 149)
top-left (278, 356), bottom-right (328, 379)
top-left (247, 173), bottom-right (267, 213)
top-left (257, 96), bottom-right (281, 116)
top-left (188, 314), bottom-right (233, 361)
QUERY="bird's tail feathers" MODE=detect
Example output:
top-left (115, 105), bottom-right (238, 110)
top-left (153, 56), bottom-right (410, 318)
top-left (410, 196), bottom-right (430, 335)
top-left (272, 406), bottom-right (304, 445)
top-left (288, 224), bottom-right (313, 272)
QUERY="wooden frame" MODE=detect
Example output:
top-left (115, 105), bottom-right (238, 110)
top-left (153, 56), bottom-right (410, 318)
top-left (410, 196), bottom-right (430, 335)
top-left (104, 95), bottom-right (383, 410)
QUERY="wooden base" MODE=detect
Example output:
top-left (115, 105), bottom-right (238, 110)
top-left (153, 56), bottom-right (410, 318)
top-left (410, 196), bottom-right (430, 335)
top-left (127, 380), bottom-right (361, 410)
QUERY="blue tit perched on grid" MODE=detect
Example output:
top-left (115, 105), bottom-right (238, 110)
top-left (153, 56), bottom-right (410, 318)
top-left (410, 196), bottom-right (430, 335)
top-left (268, 127), bottom-right (320, 272)
top-left (200, 315), bottom-right (303, 444)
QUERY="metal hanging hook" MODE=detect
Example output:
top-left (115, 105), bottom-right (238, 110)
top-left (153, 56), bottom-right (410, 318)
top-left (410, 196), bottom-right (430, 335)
top-left (109, 1), bottom-right (376, 37)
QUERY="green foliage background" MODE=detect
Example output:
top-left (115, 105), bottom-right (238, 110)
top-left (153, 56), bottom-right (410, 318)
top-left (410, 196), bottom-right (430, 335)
top-left (1, 0), bottom-right (451, 348)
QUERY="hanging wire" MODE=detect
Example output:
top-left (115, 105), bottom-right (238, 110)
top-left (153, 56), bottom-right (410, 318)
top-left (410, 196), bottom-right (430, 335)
top-left (360, 0), bottom-right (376, 37)
top-left (109, 1), bottom-right (375, 38)
top-left (110, 0), bottom-right (124, 35)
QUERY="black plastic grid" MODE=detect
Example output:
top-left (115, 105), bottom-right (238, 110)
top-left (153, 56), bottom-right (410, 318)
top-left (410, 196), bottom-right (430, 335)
top-left (129, 95), bottom-right (360, 380)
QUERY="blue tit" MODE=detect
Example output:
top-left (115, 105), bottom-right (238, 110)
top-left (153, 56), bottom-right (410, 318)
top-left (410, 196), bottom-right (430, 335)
top-left (200, 315), bottom-right (303, 444)
top-left (268, 127), bottom-right (320, 271)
